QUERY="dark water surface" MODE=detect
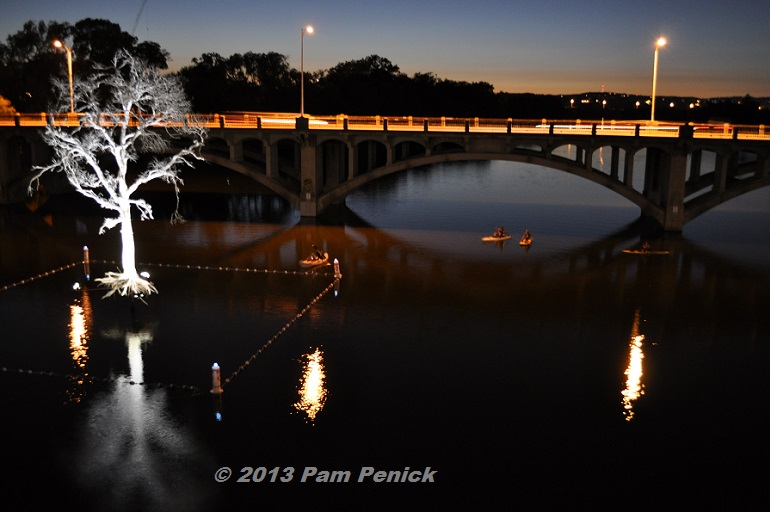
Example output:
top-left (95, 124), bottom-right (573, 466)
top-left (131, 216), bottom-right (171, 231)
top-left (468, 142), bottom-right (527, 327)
top-left (1, 161), bottom-right (769, 510)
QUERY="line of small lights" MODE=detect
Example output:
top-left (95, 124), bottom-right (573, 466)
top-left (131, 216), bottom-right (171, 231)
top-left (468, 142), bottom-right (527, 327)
top-left (140, 261), bottom-right (334, 278)
top-left (221, 277), bottom-right (340, 389)
top-left (0, 366), bottom-right (202, 395)
top-left (0, 261), bottom-right (87, 292)
top-left (1, 260), bottom-right (333, 293)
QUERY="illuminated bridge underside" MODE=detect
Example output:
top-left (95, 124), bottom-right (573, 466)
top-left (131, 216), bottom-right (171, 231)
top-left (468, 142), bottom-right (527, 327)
top-left (204, 128), bottom-right (770, 231)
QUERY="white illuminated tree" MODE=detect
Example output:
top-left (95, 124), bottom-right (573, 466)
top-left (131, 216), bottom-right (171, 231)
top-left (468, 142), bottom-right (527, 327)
top-left (31, 50), bottom-right (207, 297)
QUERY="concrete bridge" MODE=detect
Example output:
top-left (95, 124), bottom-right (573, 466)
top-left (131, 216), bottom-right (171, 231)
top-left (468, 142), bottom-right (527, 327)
top-left (1, 113), bottom-right (769, 231)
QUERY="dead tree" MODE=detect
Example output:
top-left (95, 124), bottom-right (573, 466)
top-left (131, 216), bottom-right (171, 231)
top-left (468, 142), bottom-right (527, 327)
top-left (31, 50), bottom-right (208, 297)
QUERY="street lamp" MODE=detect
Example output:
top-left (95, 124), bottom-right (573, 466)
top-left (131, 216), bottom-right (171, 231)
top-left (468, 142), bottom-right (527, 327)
top-left (650, 37), bottom-right (666, 122)
top-left (301, 25), bottom-right (314, 117)
top-left (53, 40), bottom-right (74, 113)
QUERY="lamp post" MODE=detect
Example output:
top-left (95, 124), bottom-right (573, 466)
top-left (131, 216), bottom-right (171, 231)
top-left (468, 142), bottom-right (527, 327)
top-left (53, 40), bottom-right (74, 113)
top-left (650, 37), bottom-right (666, 122)
top-left (301, 25), bottom-right (314, 117)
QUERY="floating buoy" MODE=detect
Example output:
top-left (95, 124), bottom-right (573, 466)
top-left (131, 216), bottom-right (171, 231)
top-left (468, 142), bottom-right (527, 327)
top-left (82, 246), bottom-right (90, 281)
top-left (211, 362), bottom-right (223, 394)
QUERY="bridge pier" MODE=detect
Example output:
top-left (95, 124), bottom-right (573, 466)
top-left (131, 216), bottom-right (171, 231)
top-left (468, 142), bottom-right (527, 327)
top-left (347, 141), bottom-right (357, 180)
top-left (229, 140), bottom-right (243, 162)
top-left (623, 150), bottom-right (635, 187)
top-left (661, 147), bottom-right (688, 231)
top-left (265, 143), bottom-right (279, 178)
top-left (641, 146), bottom-right (687, 231)
top-left (299, 135), bottom-right (321, 216)
top-left (714, 153), bottom-right (730, 194)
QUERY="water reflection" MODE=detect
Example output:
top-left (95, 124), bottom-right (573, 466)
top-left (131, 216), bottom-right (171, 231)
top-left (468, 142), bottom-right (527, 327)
top-left (74, 317), bottom-right (210, 511)
top-left (67, 287), bottom-right (93, 404)
top-left (621, 309), bottom-right (646, 421)
top-left (294, 347), bottom-right (328, 423)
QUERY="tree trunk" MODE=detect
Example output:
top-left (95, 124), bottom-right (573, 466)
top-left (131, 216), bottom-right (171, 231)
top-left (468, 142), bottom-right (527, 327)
top-left (119, 207), bottom-right (138, 277)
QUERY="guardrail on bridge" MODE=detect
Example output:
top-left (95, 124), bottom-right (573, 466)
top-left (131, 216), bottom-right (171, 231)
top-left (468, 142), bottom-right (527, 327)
top-left (1, 112), bottom-right (768, 141)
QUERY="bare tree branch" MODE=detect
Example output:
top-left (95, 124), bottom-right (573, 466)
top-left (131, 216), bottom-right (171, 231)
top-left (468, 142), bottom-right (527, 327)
top-left (32, 50), bottom-right (208, 297)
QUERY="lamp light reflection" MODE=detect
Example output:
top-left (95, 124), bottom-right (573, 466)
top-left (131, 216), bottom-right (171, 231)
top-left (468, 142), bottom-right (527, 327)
top-left (67, 288), bottom-right (93, 403)
top-left (621, 309), bottom-right (646, 421)
top-left (294, 347), bottom-right (327, 423)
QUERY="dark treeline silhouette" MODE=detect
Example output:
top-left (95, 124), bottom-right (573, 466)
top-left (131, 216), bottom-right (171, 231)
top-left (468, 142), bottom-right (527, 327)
top-left (2, 18), bottom-right (768, 123)
top-left (0, 19), bottom-right (168, 112)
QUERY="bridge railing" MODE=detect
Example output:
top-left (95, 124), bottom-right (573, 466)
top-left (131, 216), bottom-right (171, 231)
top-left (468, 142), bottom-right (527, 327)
top-left (2, 113), bottom-right (767, 141)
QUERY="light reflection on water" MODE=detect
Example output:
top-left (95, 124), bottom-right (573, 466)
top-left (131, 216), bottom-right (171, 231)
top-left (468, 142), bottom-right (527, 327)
top-left (67, 288), bottom-right (93, 404)
top-left (73, 317), bottom-right (210, 512)
top-left (294, 347), bottom-right (328, 423)
top-left (621, 308), bottom-right (646, 421)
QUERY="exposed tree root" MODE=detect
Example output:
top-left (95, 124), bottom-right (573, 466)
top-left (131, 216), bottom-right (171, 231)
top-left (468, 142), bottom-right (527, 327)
top-left (96, 271), bottom-right (158, 298)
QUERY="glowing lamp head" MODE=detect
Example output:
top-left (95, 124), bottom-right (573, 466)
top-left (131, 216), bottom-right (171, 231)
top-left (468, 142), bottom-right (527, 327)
top-left (656, 37), bottom-right (666, 48)
top-left (305, 25), bottom-right (314, 34)
top-left (53, 40), bottom-right (63, 49)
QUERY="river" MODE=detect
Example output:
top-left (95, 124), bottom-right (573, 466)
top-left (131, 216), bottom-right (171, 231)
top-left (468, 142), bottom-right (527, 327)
top-left (1, 158), bottom-right (769, 510)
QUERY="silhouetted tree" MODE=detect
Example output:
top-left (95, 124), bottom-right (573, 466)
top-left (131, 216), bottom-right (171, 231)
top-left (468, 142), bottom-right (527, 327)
top-left (134, 41), bottom-right (170, 70)
top-left (177, 53), bottom-right (231, 112)
top-left (0, 20), bottom-right (71, 111)
top-left (0, 18), bottom-right (169, 111)
top-left (319, 55), bottom-right (406, 114)
top-left (498, 93), bottom-right (564, 119)
top-left (71, 18), bottom-right (140, 71)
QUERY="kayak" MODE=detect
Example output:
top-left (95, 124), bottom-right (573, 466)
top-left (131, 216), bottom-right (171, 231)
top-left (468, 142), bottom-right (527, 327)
top-left (622, 249), bottom-right (670, 255)
top-left (519, 238), bottom-right (533, 246)
top-left (482, 235), bottom-right (511, 242)
top-left (300, 252), bottom-right (329, 267)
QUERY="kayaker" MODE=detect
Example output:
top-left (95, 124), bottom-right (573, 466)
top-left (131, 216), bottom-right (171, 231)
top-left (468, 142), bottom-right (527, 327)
top-left (312, 244), bottom-right (325, 259)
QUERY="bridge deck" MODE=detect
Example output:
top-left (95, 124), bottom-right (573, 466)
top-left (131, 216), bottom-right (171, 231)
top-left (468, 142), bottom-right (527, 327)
top-left (2, 113), bottom-right (768, 141)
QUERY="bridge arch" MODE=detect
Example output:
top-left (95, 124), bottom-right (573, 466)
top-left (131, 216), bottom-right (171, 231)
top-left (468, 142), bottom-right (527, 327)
top-left (318, 149), bottom-right (657, 216)
top-left (4, 118), bottom-right (767, 230)
top-left (351, 138), bottom-right (387, 177)
top-left (393, 140), bottom-right (426, 162)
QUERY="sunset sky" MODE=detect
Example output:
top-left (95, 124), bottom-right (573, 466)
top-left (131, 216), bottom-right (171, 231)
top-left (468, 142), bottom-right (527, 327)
top-left (2, 0), bottom-right (768, 98)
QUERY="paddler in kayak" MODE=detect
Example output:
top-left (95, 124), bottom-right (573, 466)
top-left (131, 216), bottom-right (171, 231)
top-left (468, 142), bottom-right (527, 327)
top-left (311, 244), bottom-right (325, 260)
